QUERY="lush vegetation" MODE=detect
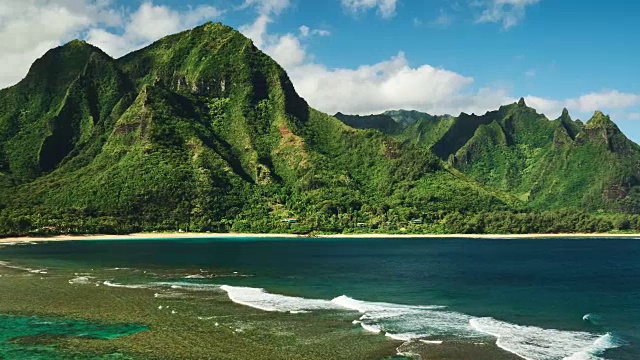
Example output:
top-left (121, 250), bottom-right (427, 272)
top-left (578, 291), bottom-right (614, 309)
top-left (333, 112), bottom-right (404, 134)
top-left (338, 100), bottom-right (640, 215)
top-left (1, 22), bottom-right (639, 237)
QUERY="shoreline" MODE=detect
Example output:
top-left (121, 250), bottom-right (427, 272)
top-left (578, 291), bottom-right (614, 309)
top-left (1, 231), bottom-right (640, 244)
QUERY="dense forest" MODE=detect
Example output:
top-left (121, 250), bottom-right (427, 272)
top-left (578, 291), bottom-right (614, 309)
top-left (1, 22), bottom-right (639, 237)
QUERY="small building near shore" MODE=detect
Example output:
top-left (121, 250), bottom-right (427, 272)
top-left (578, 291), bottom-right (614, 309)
top-left (281, 218), bottom-right (299, 224)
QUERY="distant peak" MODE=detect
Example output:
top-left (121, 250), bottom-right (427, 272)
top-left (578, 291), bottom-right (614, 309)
top-left (55, 39), bottom-right (104, 55)
top-left (66, 39), bottom-right (87, 46)
top-left (518, 97), bottom-right (526, 107)
top-left (585, 110), bottom-right (617, 129)
top-left (559, 108), bottom-right (572, 122)
top-left (589, 111), bottom-right (609, 124)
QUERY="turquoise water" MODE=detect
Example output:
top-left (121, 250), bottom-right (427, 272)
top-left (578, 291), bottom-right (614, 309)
top-left (0, 314), bottom-right (145, 359)
top-left (1, 237), bottom-right (639, 359)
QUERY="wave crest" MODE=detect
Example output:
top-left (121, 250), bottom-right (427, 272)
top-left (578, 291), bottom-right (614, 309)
top-left (469, 317), bottom-right (624, 360)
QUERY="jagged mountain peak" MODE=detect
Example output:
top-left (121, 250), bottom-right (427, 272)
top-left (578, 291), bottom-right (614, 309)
top-left (585, 110), bottom-right (615, 127)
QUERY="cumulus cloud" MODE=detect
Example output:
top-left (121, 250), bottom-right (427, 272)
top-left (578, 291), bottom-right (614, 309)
top-left (525, 90), bottom-right (640, 119)
top-left (299, 26), bottom-right (330, 37)
top-left (0, 1), bottom-right (222, 89)
top-left (241, 9), bottom-right (512, 116)
top-left (477, 0), bottom-right (540, 29)
top-left (86, 2), bottom-right (222, 58)
top-left (241, 11), bottom-right (640, 121)
top-left (289, 54), bottom-right (488, 115)
top-left (240, 0), bottom-right (291, 16)
top-left (341, 0), bottom-right (399, 18)
top-left (0, 0), bottom-right (122, 88)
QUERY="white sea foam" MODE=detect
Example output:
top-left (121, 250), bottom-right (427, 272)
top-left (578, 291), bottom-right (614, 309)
top-left (419, 340), bottom-right (443, 345)
top-left (219, 285), bottom-right (341, 312)
top-left (217, 285), bottom-right (626, 360)
top-left (153, 282), bottom-right (222, 292)
top-left (361, 323), bottom-right (382, 334)
top-left (68, 276), bottom-right (95, 285)
top-left (331, 295), bottom-right (477, 340)
top-left (469, 317), bottom-right (624, 360)
top-left (582, 313), bottom-right (603, 326)
top-left (154, 292), bottom-right (188, 299)
top-left (184, 274), bottom-right (208, 279)
top-left (102, 280), bottom-right (152, 289)
top-left (289, 310), bottom-right (310, 314)
top-left (0, 260), bottom-right (47, 274)
top-left (563, 333), bottom-right (627, 360)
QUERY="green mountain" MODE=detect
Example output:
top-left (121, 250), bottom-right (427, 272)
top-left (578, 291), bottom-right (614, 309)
top-left (333, 112), bottom-right (404, 134)
top-left (0, 22), bottom-right (534, 236)
top-left (336, 101), bottom-right (640, 214)
top-left (333, 110), bottom-right (441, 135)
top-left (383, 109), bottom-right (436, 125)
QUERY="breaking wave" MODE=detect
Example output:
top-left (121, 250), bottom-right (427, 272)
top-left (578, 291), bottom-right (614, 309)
top-left (102, 280), bottom-right (153, 289)
top-left (219, 285), bottom-right (338, 312)
top-left (468, 318), bottom-right (625, 360)
top-left (95, 280), bottom-right (627, 359)
top-left (218, 285), bottom-right (625, 360)
top-left (0, 260), bottom-right (48, 274)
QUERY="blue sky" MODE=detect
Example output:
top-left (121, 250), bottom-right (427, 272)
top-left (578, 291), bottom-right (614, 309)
top-left (1, 0), bottom-right (639, 140)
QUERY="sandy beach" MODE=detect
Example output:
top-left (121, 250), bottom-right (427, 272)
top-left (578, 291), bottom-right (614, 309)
top-left (1, 231), bottom-right (639, 244)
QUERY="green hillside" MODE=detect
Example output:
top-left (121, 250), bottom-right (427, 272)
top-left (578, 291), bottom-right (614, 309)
top-left (336, 100), bottom-right (640, 215)
top-left (0, 22), bottom-right (540, 237)
top-left (333, 112), bottom-right (404, 134)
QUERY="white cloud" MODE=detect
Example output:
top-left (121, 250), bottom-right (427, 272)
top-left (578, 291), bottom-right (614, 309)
top-left (341, 0), bottom-right (399, 18)
top-left (241, 12), bottom-right (512, 116)
top-left (242, 12), bottom-right (640, 121)
top-left (477, 0), bottom-right (540, 29)
top-left (299, 26), bottom-right (330, 37)
top-left (0, 0), bottom-right (122, 88)
top-left (240, 15), bottom-right (308, 68)
top-left (289, 54), bottom-right (494, 115)
top-left (87, 2), bottom-right (222, 58)
top-left (525, 90), bottom-right (640, 119)
top-left (240, 0), bottom-right (291, 16)
top-left (525, 69), bottom-right (536, 77)
top-left (567, 90), bottom-right (640, 113)
top-left (0, 1), bottom-right (221, 89)
top-left (431, 11), bottom-right (453, 28)
top-left (627, 113), bottom-right (640, 121)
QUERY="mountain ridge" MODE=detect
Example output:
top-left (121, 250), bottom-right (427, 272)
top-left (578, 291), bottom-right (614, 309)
top-left (335, 105), bottom-right (640, 213)
top-left (1, 22), bottom-right (639, 236)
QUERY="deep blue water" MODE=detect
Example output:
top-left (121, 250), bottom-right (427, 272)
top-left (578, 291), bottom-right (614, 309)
top-left (1, 237), bottom-right (639, 359)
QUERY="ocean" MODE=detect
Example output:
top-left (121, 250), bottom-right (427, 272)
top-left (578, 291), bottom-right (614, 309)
top-left (1, 237), bottom-right (638, 359)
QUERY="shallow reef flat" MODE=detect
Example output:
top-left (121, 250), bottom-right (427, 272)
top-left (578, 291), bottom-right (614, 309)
top-left (0, 266), bottom-right (398, 359)
top-left (0, 262), bottom-right (522, 360)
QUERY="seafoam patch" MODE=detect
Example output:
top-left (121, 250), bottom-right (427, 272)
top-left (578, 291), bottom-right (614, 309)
top-left (469, 317), bottom-right (624, 360)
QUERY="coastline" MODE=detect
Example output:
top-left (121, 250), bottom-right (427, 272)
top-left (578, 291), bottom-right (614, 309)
top-left (1, 231), bottom-right (639, 244)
